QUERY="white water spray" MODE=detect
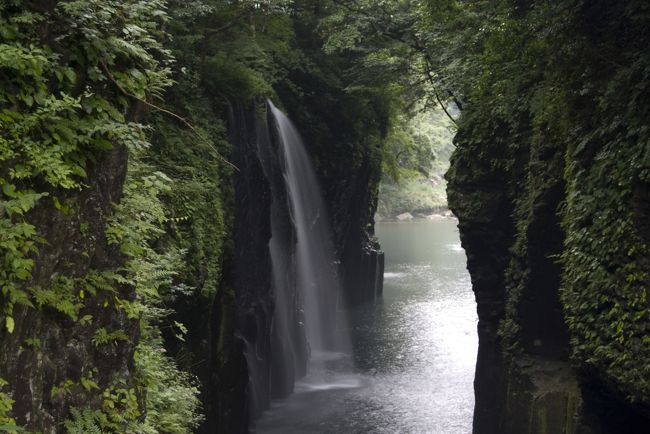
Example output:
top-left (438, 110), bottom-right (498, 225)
top-left (268, 100), bottom-right (349, 354)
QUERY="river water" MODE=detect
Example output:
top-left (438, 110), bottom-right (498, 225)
top-left (255, 218), bottom-right (477, 434)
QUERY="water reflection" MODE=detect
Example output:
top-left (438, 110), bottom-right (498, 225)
top-left (255, 219), bottom-right (477, 434)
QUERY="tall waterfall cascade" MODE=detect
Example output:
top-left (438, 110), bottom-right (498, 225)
top-left (268, 101), bottom-right (350, 359)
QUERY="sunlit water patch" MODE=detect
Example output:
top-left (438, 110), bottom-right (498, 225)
top-left (254, 219), bottom-right (477, 434)
top-left (447, 242), bottom-right (465, 253)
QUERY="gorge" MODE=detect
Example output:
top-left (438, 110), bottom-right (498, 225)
top-left (1, 1), bottom-right (649, 434)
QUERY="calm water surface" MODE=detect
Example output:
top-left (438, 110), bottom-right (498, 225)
top-left (255, 219), bottom-right (477, 434)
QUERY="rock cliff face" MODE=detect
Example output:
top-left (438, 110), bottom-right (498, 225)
top-left (337, 157), bottom-right (385, 305)
top-left (446, 130), bottom-right (516, 432)
top-left (202, 104), bottom-right (274, 434)
top-left (0, 146), bottom-right (134, 433)
top-left (447, 1), bottom-right (650, 433)
top-left (449, 131), bottom-right (650, 434)
top-left (447, 133), bottom-right (582, 433)
top-left (204, 101), bottom-right (384, 433)
top-left (274, 96), bottom-right (386, 306)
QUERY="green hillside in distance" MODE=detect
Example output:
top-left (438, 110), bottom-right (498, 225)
top-left (376, 105), bottom-right (456, 220)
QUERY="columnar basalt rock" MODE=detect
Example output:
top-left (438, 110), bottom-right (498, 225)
top-left (204, 103), bottom-right (276, 434)
top-left (338, 158), bottom-right (386, 305)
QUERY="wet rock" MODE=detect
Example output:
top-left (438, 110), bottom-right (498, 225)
top-left (204, 103), bottom-right (276, 434)
top-left (396, 212), bottom-right (413, 221)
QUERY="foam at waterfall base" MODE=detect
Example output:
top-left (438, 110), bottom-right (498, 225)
top-left (294, 351), bottom-right (364, 393)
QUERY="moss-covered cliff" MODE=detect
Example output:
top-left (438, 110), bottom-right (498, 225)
top-left (447, 1), bottom-right (650, 433)
top-left (0, 2), bottom-right (203, 432)
top-left (0, 1), bottom-right (393, 432)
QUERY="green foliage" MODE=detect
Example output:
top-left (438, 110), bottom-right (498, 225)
top-left (0, 2), bottom-right (173, 427)
top-left (1, 0), bottom-right (204, 430)
top-left (317, 0), bottom-right (427, 121)
top-left (203, 52), bottom-right (274, 101)
top-left (133, 334), bottom-right (203, 433)
top-left (561, 75), bottom-right (650, 401)
top-left (50, 373), bottom-right (100, 400)
top-left (148, 103), bottom-right (230, 301)
top-left (63, 384), bottom-right (140, 433)
top-left (100, 382), bottom-right (141, 428)
top-left (0, 0), bottom-right (171, 330)
top-left (377, 178), bottom-right (447, 218)
top-left (446, 0), bottom-right (650, 406)
top-left (313, 0), bottom-right (468, 226)
top-left (167, 0), bottom-right (301, 102)
top-left (377, 107), bottom-right (455, 218)
top-left (98, 151), bottom-right (203, 433)
top-left (57, 150), bottom-right (203, 433)
top-left (0, 379), bottom-right (16, 431)
top-left (63, 408), bottom-right (107, 434)
top-left (91, 328), bottom-right (130, 347)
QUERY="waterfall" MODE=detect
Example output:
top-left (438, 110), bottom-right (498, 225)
top-left (268, 101), bottom-right (349, 358)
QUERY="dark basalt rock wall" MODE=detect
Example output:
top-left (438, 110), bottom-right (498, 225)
top-left (446, 127), bottom-right (518, 432)
top-left (203, 102), bottom-right (312, 433)
top-left (203, 103), bottom-right (274, 434)
top-left (337, 157), bottom-right (385, 305)
top-left (0, 145), bottom-right (135, 433)
top-left (447, 1), bottom-right (650, 433)
top-left (205, 101), bottom-right (383, 432)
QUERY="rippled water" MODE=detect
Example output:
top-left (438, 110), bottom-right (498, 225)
top-left (254, 219), bottom-right (477, 434)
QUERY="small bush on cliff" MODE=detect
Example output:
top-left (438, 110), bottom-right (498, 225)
top-left (0, 378), bottom-right (17, 430)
